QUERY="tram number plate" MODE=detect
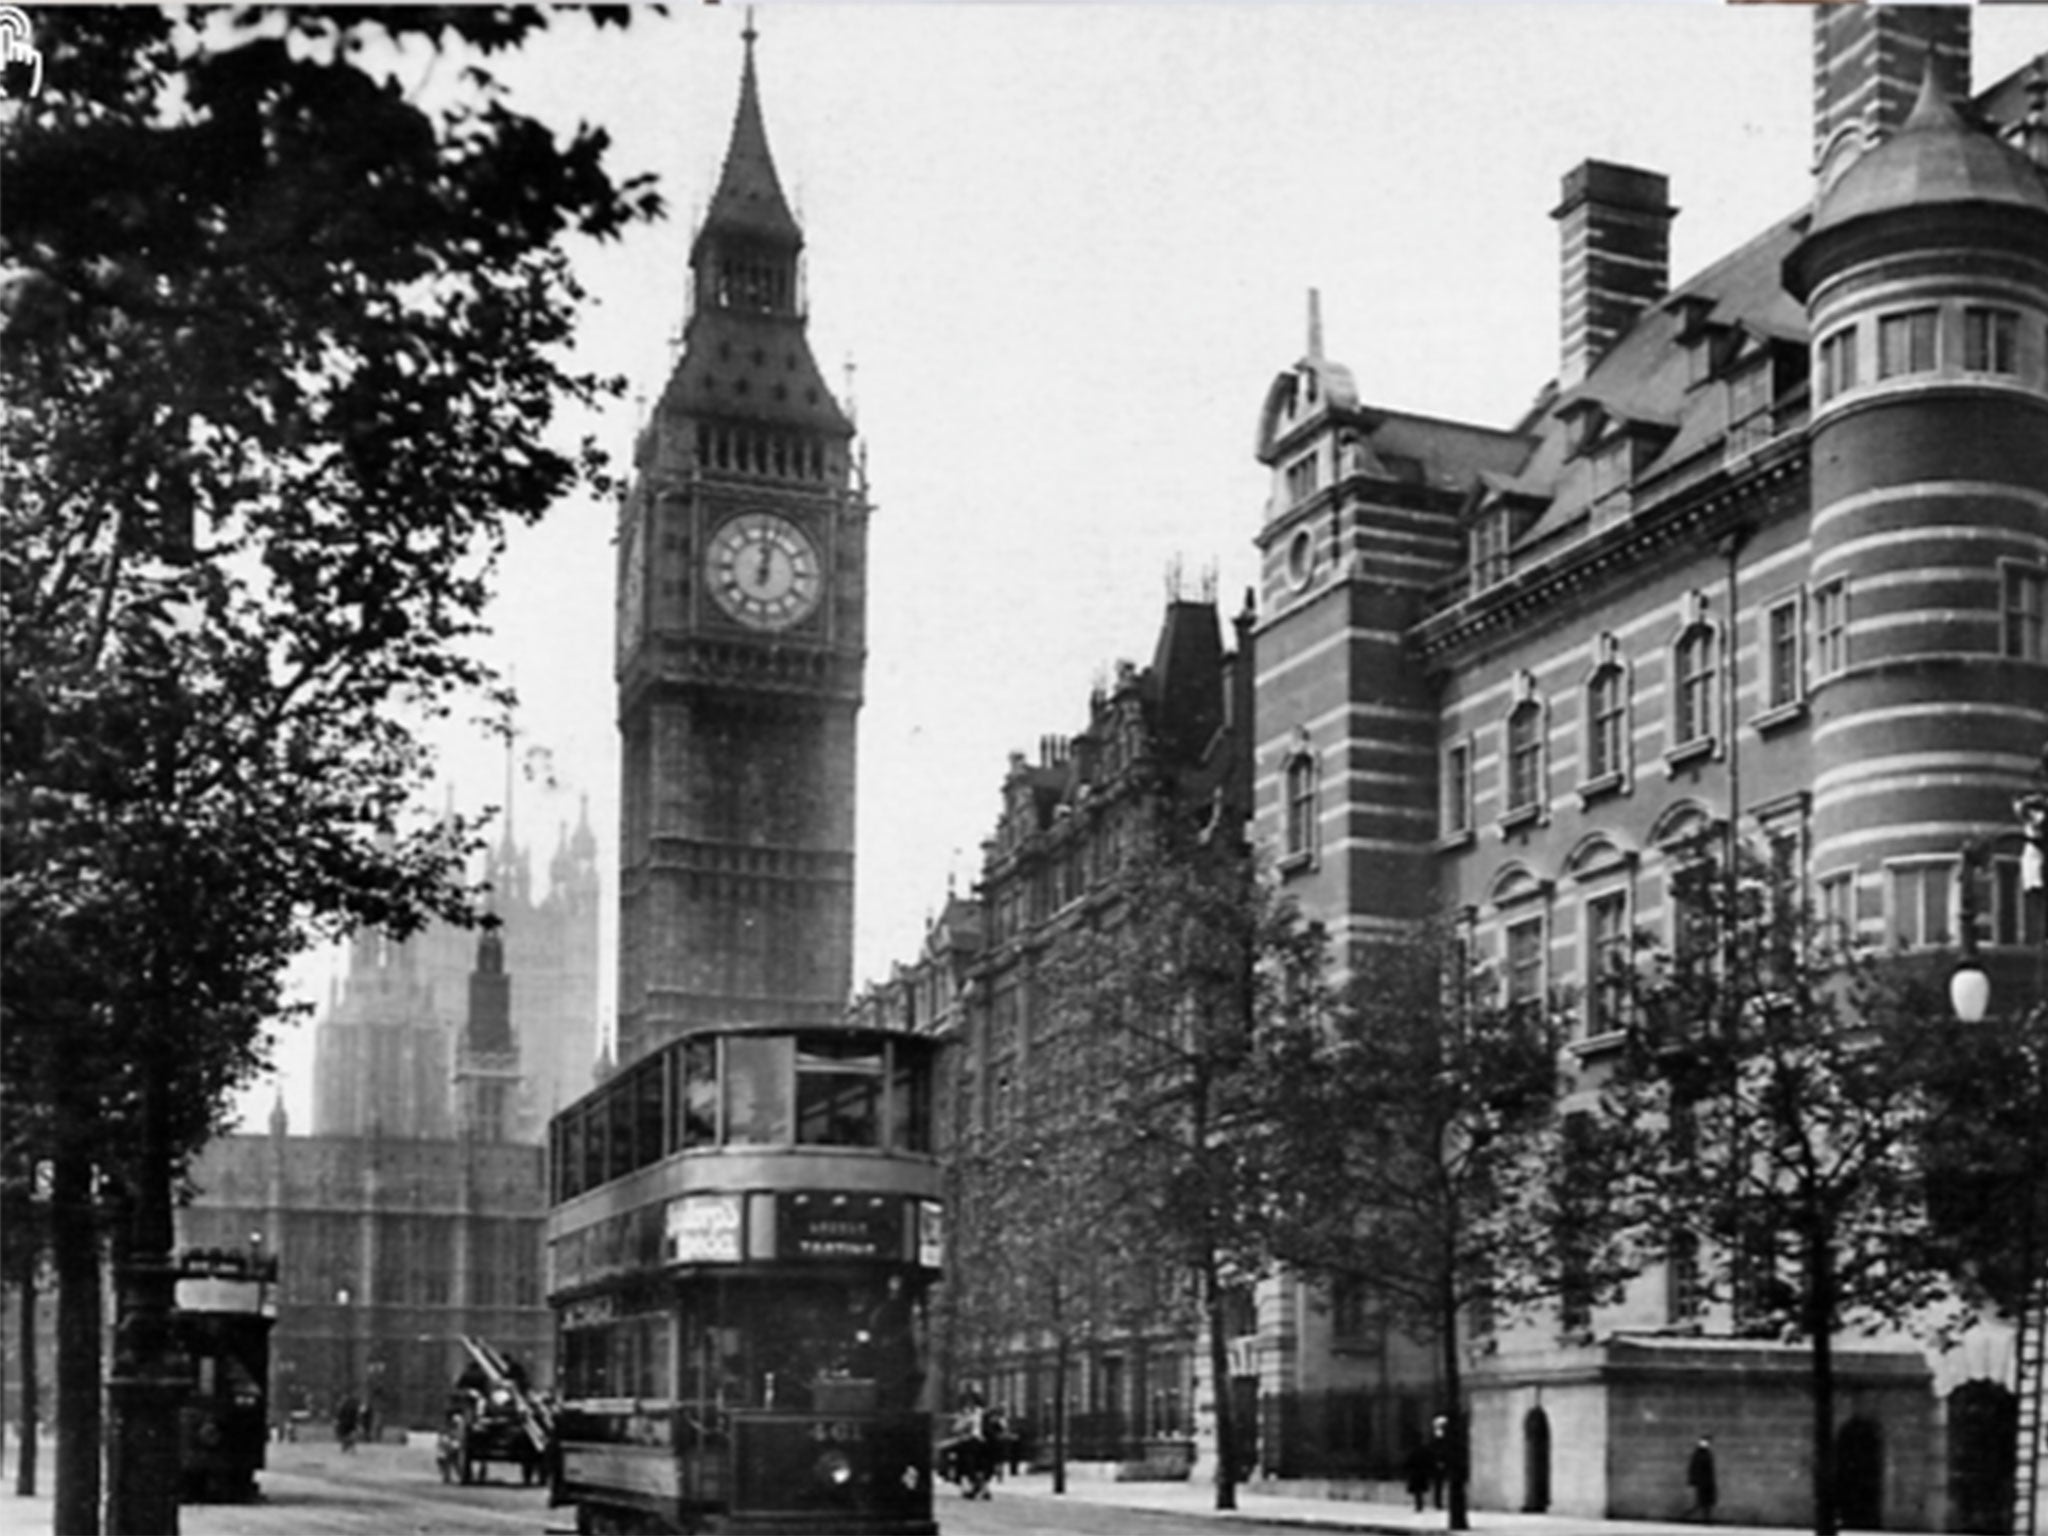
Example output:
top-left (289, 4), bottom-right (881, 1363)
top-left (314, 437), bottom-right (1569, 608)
top-left (810, 1420), bottom-right (866, 1445)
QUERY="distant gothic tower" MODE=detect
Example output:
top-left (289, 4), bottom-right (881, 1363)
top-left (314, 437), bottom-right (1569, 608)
top-left (613, 24), bottom-right (867, 1065)
top-left (455, 924), bottom-right (525, 1142)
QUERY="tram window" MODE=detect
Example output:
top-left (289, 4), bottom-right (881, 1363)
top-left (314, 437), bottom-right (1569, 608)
top-left (607, 1087), bottom-right (635, 1182)
top-left (585, 1102), bottom-right (609, 1191)
top-left (679, 1038), bottom-right (718, 1148)
top-left (724, 1035), bottom-right (793, 1145)
top-left (797, 1035), bottom-right (884, 1147)
top-left (635, 1062), bottom-right (665, 1173)
top-left (889, 1047), bottom-right (934, 1153)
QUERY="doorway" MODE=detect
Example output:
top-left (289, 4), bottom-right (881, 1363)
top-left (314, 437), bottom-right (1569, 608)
top-left (1522, 1407), bottom-right (1552, 1512)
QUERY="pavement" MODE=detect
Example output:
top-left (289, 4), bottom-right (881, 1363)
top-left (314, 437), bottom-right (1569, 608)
top-left (0, 1443), bottom-right (1894, 1536)
top-left (987, 1470), bottom-right (1839, 1536)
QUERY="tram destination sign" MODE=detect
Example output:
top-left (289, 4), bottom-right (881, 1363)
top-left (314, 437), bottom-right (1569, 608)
top-left (779, 1191), bottom-right (904, 1262)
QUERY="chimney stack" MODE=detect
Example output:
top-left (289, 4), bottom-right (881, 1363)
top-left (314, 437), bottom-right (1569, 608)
top-left (1553, 160), bottom-right (1674, 389)
top-left (1812, 6), bottom-right (1972, 187)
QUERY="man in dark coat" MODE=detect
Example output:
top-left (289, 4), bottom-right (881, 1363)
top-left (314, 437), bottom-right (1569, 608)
top-left (1688, 1435), bottom-right (1718, 1522)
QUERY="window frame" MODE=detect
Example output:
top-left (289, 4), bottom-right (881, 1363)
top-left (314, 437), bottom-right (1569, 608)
top-left (1585, 662), bottom-right (1629, 791)
top-left (2002, 562), bottom-right (2045, 663)
top-left (1441, 737), bottom-right (1474, 843)
top-left (1504, 698), bottom-right (1546, 823)
top-left (1812, 579), bottom-right (1849, 680)
top-left (1582, 887), bottom-right (1632, 1041)
top-left (1817, 327), bottom-right (1858, 401)
top-left (1282, 745), bottom-right (1319, 868)
top-left (1876, 306), bottom-right (1938, 380)
top-left (1886, 858), bottom-right (1959, 952)
top-left (1962, 306), bottom-right (2020, 375)
top-left (1670, 622), bottom-right (1718, 756)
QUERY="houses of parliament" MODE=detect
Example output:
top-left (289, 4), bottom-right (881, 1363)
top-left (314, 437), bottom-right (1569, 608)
top-left (174, 800), bottom-right (602, 1430)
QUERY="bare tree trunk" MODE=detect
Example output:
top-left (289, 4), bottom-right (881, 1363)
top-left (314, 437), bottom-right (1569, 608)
top-left (1440, 1264), bottom-right (1469, 1532)
top-left (1051, 1329), bottom-right (1068, 1496)
top-left (1204, 1259), bottom-right (1238, 1512)
top-left (16, 1263), bottom-right (40, 1496)
top-left (1808, 1233), bottom-right (1838, 1536)
top-left (52, 1133), bottom-right (101, 1536)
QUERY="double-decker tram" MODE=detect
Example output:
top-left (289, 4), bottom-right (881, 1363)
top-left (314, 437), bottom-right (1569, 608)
top-left (172, 1244), bottom-right (278, 1502)
top-left (546, 1024), bottom-right (943, 1535)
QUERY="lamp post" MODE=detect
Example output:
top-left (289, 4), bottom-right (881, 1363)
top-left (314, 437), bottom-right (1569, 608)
top-left (1948, 774), bottom-right (2048, 1536)
top-left (335, 1285), bottom-right (354, 1415)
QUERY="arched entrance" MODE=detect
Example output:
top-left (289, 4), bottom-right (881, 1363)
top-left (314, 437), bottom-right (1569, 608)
top-left (1837, 1417), bottom-right (1883, 1530)
top-left (1522, 1408), bottom-right (1552, 1512)
top-left (1947, 1380), bottom-right (2017, 1535)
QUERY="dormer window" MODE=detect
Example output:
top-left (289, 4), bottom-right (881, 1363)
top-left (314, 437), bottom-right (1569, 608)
top-left (1590, 439), bottom-right (1634, 525)
top-left (1471, 504), bottom-right (1514, 590)
top-left (1726, 361), bottom-right (1774, 459)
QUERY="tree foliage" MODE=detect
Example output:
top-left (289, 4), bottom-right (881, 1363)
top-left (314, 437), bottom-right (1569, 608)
top-left (1257, 924), bottom-right (1620, 1530)
top-left (1602, 842), bottom-right (1960, 1536)
top-left (1, 9), bottom-right (660, 1528)
top-left (1038, 827), bottom-right (1330, 1510)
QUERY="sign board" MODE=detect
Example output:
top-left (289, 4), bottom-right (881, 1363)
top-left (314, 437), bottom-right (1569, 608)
top-left (666, 1193), bottom-right (744, 1264)
top-left (779, 1191), bottom-right (902, 1261)
top-left (917, 1201), bottom-right (945, 1270)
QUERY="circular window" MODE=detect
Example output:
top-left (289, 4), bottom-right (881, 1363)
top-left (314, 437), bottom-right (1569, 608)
top-left (1285, 527), bottom-right (1317, 589)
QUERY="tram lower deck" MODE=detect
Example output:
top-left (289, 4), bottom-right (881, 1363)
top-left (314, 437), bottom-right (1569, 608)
top-left (547, 1026), bottom-right (943, 1536)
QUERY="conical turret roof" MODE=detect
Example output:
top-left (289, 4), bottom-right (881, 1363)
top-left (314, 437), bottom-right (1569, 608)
top-left (1814, 62), bottom-right (2048, 234)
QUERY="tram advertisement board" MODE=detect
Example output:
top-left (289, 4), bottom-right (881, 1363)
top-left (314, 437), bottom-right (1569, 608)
top-left (667, 1193), bottom-right (745, 1263)
top-left (779, 1191), bottom-right (902, 1261)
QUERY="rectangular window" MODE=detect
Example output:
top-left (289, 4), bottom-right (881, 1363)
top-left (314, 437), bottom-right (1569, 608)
top-left (1284, 754), bottom-right (1318, 861)
top-left (1813, 580), bottom-right (1848, 678)
top-left (1765, 596), bottom-right (1802, 711)
top-left (1507, 704), bottom-right (1544, 814)
top-left (1585, 891), bottom-right (1629, 1038)
top-left (1442, 740), bottom-right (1472, 837)
top-left (2004, 565), bottom-right (2045, 662)
top-left (1889, 861), bottom-right (1956, 950)
top-left (1472, 510), bottom-right (1511, 591)
top-left (1674, 628), bottom-right (1716, 745)
top-left (1963, 307), bottom-right (2019, 374)
top-left (1285, 453), bottom-right (1320, 505)
top-left (1877, 307), bottom-right (1938, 379)
top-left (1587, 668), bottom-right (1626, 782)
top-left (1726, 363), bottom-right (1773, 457)
top-left (1505, 916), bottom-right (1544, 1007)
top-left (1818, 328), bottom-right (1858, 400)
top-left (1819, 870), bottom-right (1856, 949)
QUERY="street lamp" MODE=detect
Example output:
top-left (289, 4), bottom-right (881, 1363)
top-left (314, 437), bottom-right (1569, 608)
top-left (336, 1285), bottom-right (353, 1407)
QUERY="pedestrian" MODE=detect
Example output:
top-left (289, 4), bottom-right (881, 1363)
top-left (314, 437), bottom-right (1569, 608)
top-left (1404, 1437), bottom-right (1434, 1512)
top-left (1428, 1414), bottom-right (1454, 1510)
top-left (335, 1395), bottom-right (359, 1453)
top-left (1687, 1435), bottom-right (1718, 1523)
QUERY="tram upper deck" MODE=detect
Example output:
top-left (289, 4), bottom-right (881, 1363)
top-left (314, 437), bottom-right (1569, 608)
top-left (545, 1025), bottom-right (944, 1299)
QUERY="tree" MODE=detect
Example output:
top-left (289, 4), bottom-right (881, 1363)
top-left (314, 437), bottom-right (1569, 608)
top-left (1042, 827), bottom-right (1329, 1512)
top-left (1, 10), bottom-right (659, 1530)
top-left (946, 1074), bottom-right (1122, 1495)
top-left (1604, 842), bottom-right (1958, 1536)
top-left (1258, 925), bottom-right (1625, 1532)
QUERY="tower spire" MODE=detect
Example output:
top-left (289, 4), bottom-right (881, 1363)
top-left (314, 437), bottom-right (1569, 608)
top-left (1307, 288), bottom-right (1324, 363)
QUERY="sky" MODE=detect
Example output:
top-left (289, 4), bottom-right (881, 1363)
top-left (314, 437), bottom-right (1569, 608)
top-left (244, 1), bottom-right (2048, 1129)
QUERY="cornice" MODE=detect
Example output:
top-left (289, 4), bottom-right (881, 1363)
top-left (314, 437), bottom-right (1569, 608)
top-left (1412, 441), bottom-right (1807, 665)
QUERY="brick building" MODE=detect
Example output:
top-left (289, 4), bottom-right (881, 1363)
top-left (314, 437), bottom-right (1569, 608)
top-left (1247, 8), bottom-right (2045, 1529)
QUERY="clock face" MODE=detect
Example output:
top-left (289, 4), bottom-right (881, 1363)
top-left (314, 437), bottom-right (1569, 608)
top-left (708, 512), bottom-right (823, 630)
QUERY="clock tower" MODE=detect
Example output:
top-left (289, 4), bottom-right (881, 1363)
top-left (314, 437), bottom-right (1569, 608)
top-left (614, 24), bottom-right (867, 1066)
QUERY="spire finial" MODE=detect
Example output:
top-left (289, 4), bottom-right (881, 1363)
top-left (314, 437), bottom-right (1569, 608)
top-left (743, 5), bottom-right (758, 53)
top-left (1307, 288), bottom-right (1324, 363)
